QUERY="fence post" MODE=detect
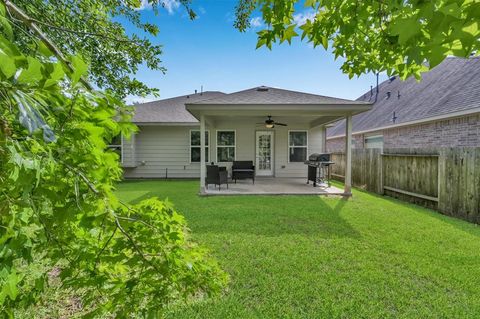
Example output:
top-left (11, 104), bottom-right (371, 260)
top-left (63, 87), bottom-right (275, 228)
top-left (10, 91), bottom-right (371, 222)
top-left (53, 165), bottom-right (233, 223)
top-left (344, 115), bottom-right (353, 194)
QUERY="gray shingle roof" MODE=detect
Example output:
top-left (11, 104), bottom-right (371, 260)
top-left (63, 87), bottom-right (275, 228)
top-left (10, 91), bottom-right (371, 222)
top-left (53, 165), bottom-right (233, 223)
top-left (190, 86), bottom-right (369, 105)
top-left (131, 91), bottom-right (226, 123)
top-left (328, 57), bottom-right (480, 137)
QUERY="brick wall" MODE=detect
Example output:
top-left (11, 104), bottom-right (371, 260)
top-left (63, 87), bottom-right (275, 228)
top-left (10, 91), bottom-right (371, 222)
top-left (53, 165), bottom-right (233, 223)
top-left (326, 114), bottom-right (480, 151)
top-left (384, 114), bottom-right (480, 148)
top-left (326, 134), bottom-right (365, 152)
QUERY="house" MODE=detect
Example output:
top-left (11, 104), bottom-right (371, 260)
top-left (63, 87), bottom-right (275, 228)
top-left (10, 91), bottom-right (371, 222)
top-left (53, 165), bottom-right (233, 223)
top-left (326, 57), bottom-right (480, 151)
top-left (119, 86), bottom-right (372, 194)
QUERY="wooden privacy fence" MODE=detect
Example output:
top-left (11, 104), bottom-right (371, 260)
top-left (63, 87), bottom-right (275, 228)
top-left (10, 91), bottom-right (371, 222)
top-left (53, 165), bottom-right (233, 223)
top-left (330, 147), bottom-right (480, 224)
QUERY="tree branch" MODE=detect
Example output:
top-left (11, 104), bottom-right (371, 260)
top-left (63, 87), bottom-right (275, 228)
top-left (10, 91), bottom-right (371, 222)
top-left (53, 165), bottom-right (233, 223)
top-left (31, 17), bottom-right (141, 45)
top-left (3, 0), bottom-right (94, 90)
top-left (95, 225), bottom-right (117, 265)
top-left (114, 216), bottom-right (162, 273)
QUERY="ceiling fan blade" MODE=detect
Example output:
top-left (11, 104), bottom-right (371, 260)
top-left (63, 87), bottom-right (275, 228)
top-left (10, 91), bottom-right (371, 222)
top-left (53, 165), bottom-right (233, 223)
top-left (275, 122), bottom-right (288, 126)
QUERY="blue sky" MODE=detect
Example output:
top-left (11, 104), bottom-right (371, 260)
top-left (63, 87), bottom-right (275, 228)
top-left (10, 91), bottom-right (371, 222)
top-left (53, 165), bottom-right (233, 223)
top-left (124, 0), bottom-right (385, 104)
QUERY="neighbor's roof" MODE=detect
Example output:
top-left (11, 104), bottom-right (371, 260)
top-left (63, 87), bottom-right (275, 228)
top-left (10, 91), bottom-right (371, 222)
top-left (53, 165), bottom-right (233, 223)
top-left (131, 91), bottom-right (226, 123)
top-left (328, 57), bottom-right (480, 137)
top-left (190, 86), bottom-right (370, 105)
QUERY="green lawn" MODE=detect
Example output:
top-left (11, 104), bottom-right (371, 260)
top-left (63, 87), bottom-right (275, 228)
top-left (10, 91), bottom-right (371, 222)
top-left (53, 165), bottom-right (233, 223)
top-left (116, 180), bottom-right (480, 319)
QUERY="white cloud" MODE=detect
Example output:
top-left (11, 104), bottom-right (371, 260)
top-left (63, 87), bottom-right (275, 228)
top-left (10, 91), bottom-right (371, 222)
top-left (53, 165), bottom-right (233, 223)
top-left (293, 10), bottom-right (316, 25)
top-left (161, 0), bottom-right (180, 14)
top-left (125, 95), bottom-right (157, 105)
top-left (250, 16), bottom-right (263, 28)
top-left (137, 0), bottom-right (180, 15)
top-left (136, 0), bottom-right (151, 10)
top-left (198, 6), bottom-right (206, 15)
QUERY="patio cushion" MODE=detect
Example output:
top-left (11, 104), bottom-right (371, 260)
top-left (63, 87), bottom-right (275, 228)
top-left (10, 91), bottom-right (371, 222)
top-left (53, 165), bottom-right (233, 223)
top-left (232, 161), bottom-right (255, 170)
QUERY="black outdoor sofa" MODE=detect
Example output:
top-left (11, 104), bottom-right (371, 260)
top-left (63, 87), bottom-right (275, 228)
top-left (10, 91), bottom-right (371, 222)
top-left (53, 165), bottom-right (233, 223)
top-left (232, 161), bottom-right (255, 184)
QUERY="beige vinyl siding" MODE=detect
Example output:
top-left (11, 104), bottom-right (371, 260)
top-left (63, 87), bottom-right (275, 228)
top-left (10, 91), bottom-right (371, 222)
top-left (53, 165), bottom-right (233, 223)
top-left (123, 122), bottom-right (326, 179)
top-left (123, 125), bottom-right (210, 178)
top-left (274, 125), bottom-right (324, 178)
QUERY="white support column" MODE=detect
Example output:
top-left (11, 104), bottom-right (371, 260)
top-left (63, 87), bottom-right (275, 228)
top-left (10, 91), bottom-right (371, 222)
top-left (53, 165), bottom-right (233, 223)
top-left (200, 114), bottom-right (206, 192)
top-left (344, 115), bottom-right (353, 195)
top-left (321, 125), bottom-right (327, 152)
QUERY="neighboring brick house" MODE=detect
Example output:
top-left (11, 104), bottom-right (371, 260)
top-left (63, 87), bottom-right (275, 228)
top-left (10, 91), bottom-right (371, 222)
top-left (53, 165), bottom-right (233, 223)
top-left (327, 57), bottom-right (480, 151)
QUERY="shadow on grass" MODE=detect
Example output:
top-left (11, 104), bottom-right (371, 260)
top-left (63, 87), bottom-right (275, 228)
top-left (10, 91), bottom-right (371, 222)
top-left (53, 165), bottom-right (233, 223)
top-left (125, 187), bottom-right (361, 240)
top-left (350, 185), bottom-right (480, 239)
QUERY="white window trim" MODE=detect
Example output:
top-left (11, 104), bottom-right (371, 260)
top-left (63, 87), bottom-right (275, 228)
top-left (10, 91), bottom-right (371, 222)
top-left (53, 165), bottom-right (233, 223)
top-left (288, 130), bottom-right (308, 163)
top-left (108, 135), bottom-right (123, 164)
top-left (216, 130), bottom-right (236, 163)
top-left (189, 129), bottom-right (210, 164)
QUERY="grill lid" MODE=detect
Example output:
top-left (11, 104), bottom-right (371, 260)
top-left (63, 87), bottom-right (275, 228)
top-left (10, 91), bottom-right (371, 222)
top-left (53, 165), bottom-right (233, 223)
top-left (308, 153), bottom-right (331, 162)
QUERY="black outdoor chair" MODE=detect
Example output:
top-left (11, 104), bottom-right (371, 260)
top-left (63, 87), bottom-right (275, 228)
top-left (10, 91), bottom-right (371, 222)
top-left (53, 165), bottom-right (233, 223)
top-left (206, 164), bottom-right (228, 190)
top-left (232, 161), bottom-right (255, 184)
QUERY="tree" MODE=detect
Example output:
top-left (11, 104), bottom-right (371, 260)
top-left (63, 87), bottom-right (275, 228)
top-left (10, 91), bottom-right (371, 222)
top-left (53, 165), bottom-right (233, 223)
top-left (235, 0), bottom-right (480, 79)
top-left (0, 2), bottom-right (227, 317)
top-left (5, 0), bottom-right (196, 99)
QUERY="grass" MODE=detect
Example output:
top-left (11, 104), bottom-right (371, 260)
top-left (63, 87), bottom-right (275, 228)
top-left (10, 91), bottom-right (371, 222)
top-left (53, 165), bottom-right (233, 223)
top-left (115, 180), bottom-right (480, 319)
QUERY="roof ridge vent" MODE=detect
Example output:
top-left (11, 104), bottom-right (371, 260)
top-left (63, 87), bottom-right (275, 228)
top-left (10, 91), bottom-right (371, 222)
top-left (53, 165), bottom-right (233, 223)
top-left (257, 86), bottom-right (269, 92)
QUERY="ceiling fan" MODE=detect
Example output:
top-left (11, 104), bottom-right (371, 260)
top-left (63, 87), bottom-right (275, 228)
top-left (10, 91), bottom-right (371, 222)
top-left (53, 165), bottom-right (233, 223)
top-left (256, 115), bottom-right (287, 128)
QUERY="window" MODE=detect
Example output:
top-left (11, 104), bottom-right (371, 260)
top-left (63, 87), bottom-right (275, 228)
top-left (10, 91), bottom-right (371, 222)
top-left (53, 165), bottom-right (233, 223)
top-left (289, 131), bottom-right (307, 162)
top-left (217, 130), bottom-right (235, 162)
top-left (364, 135), bottom-right (384, 149)
top-left (190, 130), bottom-right (209, 162)
top-left (108, 135), bottom-right (123, 162)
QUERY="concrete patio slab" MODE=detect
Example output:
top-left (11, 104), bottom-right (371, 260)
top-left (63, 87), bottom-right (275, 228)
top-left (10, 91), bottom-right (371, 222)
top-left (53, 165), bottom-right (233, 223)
top-left (202, 177), bottom-right (345, 196)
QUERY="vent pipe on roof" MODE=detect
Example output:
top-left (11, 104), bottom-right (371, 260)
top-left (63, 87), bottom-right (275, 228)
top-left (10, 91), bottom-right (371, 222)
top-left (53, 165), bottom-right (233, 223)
top-left (195, 89), bottom-right (197, 94)
top-left (397, 90), bottom-right (401, 99)
top-left (386, 91), bottom-right (391, 99)
top-left (201, 85), bottom-right (203, 95)
top-left (392, 111), bottom-right (398, 123)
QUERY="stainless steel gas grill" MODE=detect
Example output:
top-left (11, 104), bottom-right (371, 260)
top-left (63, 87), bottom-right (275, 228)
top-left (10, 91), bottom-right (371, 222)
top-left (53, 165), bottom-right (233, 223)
top-left (304, 153), bottom-right (335, 187)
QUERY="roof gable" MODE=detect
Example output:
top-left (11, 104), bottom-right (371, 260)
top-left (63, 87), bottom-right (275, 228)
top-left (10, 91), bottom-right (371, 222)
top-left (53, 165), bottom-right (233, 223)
top-left (190, 86), bottom-right (369, 105)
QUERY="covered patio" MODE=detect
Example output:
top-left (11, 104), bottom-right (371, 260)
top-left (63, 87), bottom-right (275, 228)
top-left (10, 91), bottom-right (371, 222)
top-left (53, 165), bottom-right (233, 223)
top-left (203, 177), bottom-right (344, 196)
top-left (185, 86), bottom-right (371, 196)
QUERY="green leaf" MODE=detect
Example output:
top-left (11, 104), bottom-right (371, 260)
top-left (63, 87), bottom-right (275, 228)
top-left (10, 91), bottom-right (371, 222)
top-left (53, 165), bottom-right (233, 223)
top-left (462, 21), bottom-right (479, 37)
top-left (16, 56), bottom-right (43, 84)
top-left (281, 25), bottom-right (299, 44)
top-left (390, 17), bottom-right (421, 45)
top-left (70, 55), bottom-right (88, 86)
top-left (44, 62), bottom-right (65, 87)
top-left (38, 41), bottom-right (54, 58)
top-left (438, 3), bottom-right (461, 18)
top-left (0, 16), bottom-right (13, 40)
top-left (0, 52), bottom-right (16, 78)
top-left (429, 45), bottom-right (448, 68)
top-left (321, 36), bottom-right (328, 50)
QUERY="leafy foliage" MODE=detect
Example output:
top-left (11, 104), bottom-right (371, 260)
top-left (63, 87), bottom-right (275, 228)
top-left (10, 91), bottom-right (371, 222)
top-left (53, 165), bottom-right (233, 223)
top-left (235, 0), bottom-right (480, 79)
top-left (0, 4), bottom-right (227, 317)
top-left (8, 0), bottom-right (196, 98)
